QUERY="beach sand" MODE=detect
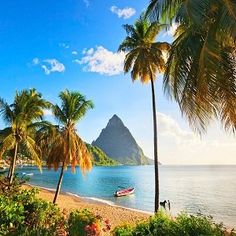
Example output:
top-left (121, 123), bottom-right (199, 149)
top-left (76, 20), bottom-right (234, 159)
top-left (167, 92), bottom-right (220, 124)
top-left (22, 185), bottom-right (151, 230)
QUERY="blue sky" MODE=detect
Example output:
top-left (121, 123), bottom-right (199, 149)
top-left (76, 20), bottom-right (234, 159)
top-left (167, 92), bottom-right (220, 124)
top-left (0, 0), bottom-right (235, 164)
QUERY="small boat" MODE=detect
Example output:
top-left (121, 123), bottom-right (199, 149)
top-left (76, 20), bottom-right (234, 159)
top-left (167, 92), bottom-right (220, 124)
top-left (22, 172), bottom-right (34, 176)
top-left (114, 187), bottom-right (135, 197)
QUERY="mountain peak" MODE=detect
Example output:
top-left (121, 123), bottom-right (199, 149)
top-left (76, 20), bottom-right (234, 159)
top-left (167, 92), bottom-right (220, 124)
top-left (92, 115), bottom-right (152, 165)
top-left (107, 114), bottom-right (124, 127)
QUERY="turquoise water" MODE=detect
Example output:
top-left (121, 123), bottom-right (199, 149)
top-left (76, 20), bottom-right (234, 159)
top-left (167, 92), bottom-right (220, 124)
top-left (19, 165), bottom-right (236, 227)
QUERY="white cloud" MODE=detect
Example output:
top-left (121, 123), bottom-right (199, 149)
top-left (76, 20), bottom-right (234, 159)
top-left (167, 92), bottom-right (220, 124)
top-left (32, 57), bottom-right (65, 75)
top-left (157, 112), bottom-right (202, 150)
top-left (72, 59), bottom-right (80, 64)
top-left (59, 43), bottom-right (70, 49)
top-left (72, 51), bottom-right (78, 55)
top-left (41, 59), bottom-right (65, 75)
top-left (78, 46), bottom-right (126, 76)
top-left (32, 57), bottom-right (40, 65)
top-left (83, 0), bottom-right (89, 7)
top-left (110, 6), bottom-right (136, 19)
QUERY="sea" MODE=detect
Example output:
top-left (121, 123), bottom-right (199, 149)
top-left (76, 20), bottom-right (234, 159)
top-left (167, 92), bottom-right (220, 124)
top-left (18, 165), bottom-right (236, 228)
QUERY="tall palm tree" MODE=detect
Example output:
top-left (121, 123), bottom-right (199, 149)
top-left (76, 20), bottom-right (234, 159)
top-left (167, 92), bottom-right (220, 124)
top-left (146, 0), bottom-right (236, 132)
top-left (0, 89), bottom-right (50, 184)
top-left (46, 90), bottom-right (94, 204)
top-left (118, 15), bottom-right (170, 212)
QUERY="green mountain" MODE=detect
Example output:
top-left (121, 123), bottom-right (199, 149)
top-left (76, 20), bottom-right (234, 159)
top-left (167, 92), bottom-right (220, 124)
top-left (92, 115), bottom-right (154, 165)
top-left (86, 143), bottom-right (118, 166)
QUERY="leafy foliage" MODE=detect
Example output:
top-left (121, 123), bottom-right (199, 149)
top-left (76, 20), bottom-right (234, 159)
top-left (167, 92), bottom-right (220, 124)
top-left (0, 178), bottom-right (65, 235)
top-left (118, 14), bottom-right (170, 83)
top-left (46, 90), bottom-right (94, 173)
top-left (68, 209), bottom-right (111, 236)
top-left (146, 0), bottom-right (236, 132)
top-left (113, 211), bottom-right (236, 236)
top-left (68, 209), bottom-right (98, 236)
top-left (0, 177), bottom-right (112, 235)
top-left (0, 89), bottom-right (51, 183)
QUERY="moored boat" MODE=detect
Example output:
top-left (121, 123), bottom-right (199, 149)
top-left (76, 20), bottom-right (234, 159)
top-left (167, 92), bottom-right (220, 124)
top-left (114, 187), bottom-right (135, 197)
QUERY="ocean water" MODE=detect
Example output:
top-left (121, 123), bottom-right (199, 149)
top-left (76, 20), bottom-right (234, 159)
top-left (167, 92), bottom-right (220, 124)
top-left (19, 165), bottom-right (236, 227)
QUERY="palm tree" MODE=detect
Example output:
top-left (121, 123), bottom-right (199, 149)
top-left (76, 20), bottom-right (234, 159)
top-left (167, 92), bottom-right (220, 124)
top-left (0, 89), bottom-right (50, 184)
top-left (46, 90), bottom-right (94, 204)
top-left (146, 0), bottom-right (236, 132)
top-left (118, 15), bottom-right (170, 212)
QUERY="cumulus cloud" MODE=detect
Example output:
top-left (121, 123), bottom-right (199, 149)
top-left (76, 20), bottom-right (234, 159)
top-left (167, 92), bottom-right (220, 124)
top-left (110, 6), bottom-right (136, 19)
top-left (78, 46), bottom-right (126, 76)
top-left (41, 59), bottom-right (65, 75)
top-left (72, 51), bottom-right (78, 55)
top-left (157, 112), bottom-right (202, 149)
top-left (32, 58), bottom-right (65, 75)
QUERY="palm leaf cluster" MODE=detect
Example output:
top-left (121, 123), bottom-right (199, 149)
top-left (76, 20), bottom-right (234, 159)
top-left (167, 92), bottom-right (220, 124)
top-left (147, 0), bottom-right (236, 132)
top-left (118, 15), bottom-right (170, 83)
top-left (46, 90), bottom-right (94, 174)
top-left (0, 89), bottom-right (50, 182)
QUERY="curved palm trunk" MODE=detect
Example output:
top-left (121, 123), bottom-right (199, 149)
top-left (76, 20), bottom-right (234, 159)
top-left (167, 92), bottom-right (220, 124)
top-left (53, 161), bottom-right (65, 204)
top-left (9, 142), bottom-right (18, 184)
top-left (150, 75), bottom-right (159, 212)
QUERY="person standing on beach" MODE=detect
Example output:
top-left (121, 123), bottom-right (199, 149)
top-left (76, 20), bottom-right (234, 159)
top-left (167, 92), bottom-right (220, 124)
top-left (167, 200), bottom-right (171, 211)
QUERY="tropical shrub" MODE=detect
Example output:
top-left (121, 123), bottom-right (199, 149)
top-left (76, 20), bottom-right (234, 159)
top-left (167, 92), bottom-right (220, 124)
top-left (68, 209), bottom-right (102, 236)
top-left (112, 224), bottom-right (133, 236)
top-left (68, 209), bottom-right (111, 236)
top-left (0, 180), bottom-right (65, 235)
top-left (113, 211), bottom-right (236, 236)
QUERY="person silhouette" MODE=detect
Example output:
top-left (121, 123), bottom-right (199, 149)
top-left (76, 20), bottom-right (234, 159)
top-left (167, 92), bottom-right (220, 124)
top-left (167, 200), bottom-right (171, 211)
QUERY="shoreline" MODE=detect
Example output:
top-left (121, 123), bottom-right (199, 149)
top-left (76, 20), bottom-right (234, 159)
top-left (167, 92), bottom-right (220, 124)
top-left (23, 184), bottom-right (152, 230)
top-left (24, 183), bottom-right (154, 216)
top-left (24, 183), bottom-right (153, 215)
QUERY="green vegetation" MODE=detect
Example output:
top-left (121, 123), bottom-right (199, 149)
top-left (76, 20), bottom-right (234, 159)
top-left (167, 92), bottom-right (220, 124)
top-left (0, 177), bottom-right (111, 235)
top-left (0, 177), bottom-right (65, 235)
top-left (146, 0), bottom-right (236, 132)
top-left (86, 143), bottom-right (119, 166)
top-left (0, 89), bottom-right (50, 184)
top-left (119, 15), bottom-right (170, 212)
top-left (113, 211), bottom-right (236, 236)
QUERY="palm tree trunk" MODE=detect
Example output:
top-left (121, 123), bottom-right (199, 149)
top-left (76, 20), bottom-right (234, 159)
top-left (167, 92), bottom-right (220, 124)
top-left (9, 142), bottom-right (18, 185)
top-left (53, 161), bottom-right (65, 204)
top-left (150, 74), bottom-right (159, 212)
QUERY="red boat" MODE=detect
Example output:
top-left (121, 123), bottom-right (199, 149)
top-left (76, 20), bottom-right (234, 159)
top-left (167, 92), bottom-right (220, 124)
top-left (114, 187), bottom-right (135, 197)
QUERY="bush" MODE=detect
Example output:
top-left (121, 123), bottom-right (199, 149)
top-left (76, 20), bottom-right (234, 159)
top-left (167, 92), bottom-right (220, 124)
top-left (113, 211), bottom-right (236, 236)
top-left (112, 224), bottom-right (133, 236)
top-left (0, 178), bottom-right (65, 235)
top-left (175, 213), bottom-right (225, 236)
top-left (68, 209), bottom-right (100, 236)
top-left (68, 209), bottom-right (112, 236)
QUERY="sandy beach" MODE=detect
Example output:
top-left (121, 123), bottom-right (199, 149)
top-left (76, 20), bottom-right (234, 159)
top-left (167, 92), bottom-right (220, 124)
top-left (23, 185), bottom-right (151, 230)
